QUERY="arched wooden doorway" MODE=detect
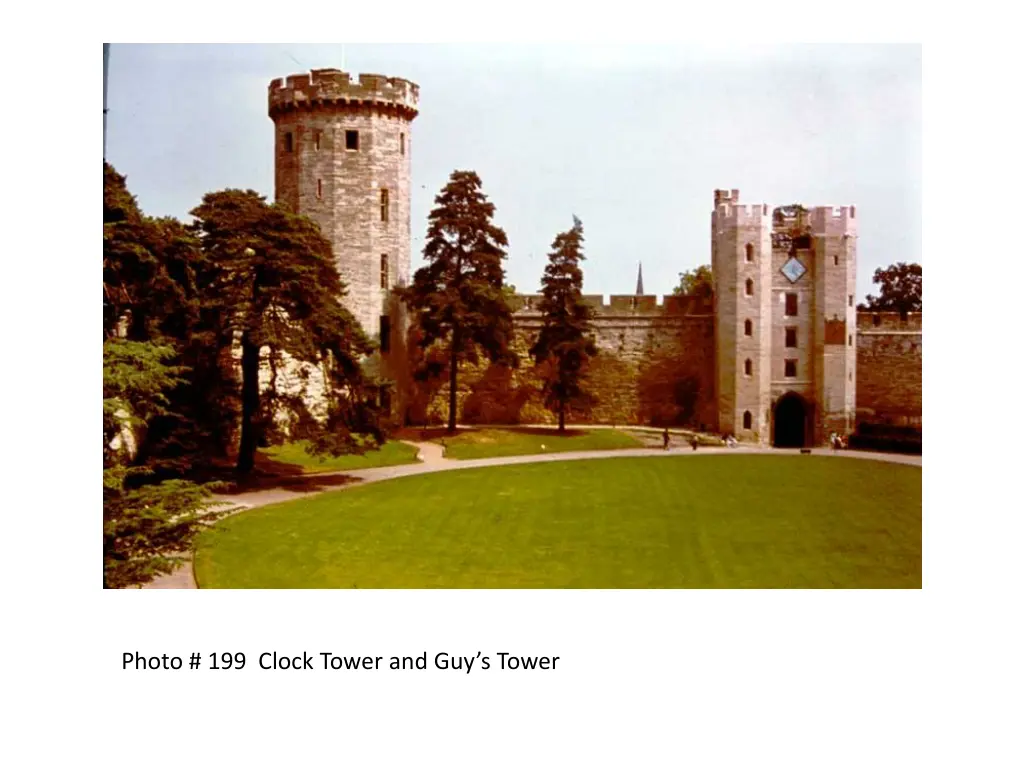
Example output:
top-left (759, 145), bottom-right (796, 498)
top-left (773, 392), bottom-right (808, 448)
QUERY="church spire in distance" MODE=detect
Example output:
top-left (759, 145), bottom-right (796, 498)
top-left (635, 262), bottom-right (644, 295)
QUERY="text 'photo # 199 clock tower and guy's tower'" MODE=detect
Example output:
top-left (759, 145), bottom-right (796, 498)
top-left (266, 66), bottom-right (920, 449)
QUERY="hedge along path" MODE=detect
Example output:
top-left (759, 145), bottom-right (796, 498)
top-left (143, 441), bottom-right (920, 589)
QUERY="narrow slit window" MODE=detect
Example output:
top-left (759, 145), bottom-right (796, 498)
top-left (848, 294), bottom-right (853, 308)
top-left (345, 130), bottom-right (359, 151)
top-left (785, 327), bottom-right (797, 348)
top-left (284, 132), bottom-right (293, 153)
top-left (785, 292), bottom-right (798, 317)
top-left (314, 131), bottom-right (321, 151)
top-left (848, 334), bottom-right (853, 346)
top-left (784, 359), bottom-right (797, 378)
top-left (317, 179), bottom-right (323, 199)
top-left (400, 133), bottom-right (405, 155)
top-left (380, 254), bottom-right (389, 289)
top-left (743, 411), bottom-right (752, 430)
top-left (745, 278), bottom-right (754, 297)
top-left (744, 319), bottom-right (752, 336)
top-left (380, 188), bottom-right (389, 222)
top-left (379, 315), bottom-right (391, 353)
top-left (744, 358), bottom-right (752, 376)
top-left (745, 243), bottom-right (754, 263)
top-left (833, 254), bottom-right (839, 266)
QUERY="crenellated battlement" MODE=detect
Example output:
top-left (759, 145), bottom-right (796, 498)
top-left (714, 189), bottom-right (740, 206)
top-left (809, 205), bottom-right (857, 234)
top-left (856, 311), bottom-right (921, 332)
top-left (714, 202), bottom-right (770, 226)
top-left (513, 293), bottom-right (712, 317)
top-left (269, 69), bottom-right (419, 120)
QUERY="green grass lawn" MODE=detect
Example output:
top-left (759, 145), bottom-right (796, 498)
top-left (194, 455), bottom-right (921, 588)
top-left (435, 427), bottom-right (643, 459)
top-left (258, 440), bottom-right (420, 474)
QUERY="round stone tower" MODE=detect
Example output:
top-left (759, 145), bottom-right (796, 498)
top-left (268, 69), bottom-right (419, 345)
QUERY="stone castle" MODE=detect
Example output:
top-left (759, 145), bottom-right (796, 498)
top-left (267, 69), bottom-right (922, 446)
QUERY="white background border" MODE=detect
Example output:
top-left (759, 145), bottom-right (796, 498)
top-left (3, 1), bottom-right (1022, 765)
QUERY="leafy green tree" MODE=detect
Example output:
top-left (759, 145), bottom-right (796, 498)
top-left (190, 189), bottom-right (379, 473)
top-left (858, 262), bottom-right (922, 313)
top-left (530, 216), bottom-right (597, 432)
top-left (103, 339), bottom-right (223, 588)
top-left (400, 171), bottom-right (516, 432)
top-left (673, 264), bottom-right (713, 299)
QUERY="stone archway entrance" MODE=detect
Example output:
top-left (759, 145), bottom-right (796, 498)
top-left (773, 392), bottom-right (808, 448)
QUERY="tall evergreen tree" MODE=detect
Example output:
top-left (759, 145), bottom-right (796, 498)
top-left (530, 216), bottom-right (597, 432)
top-left (104, 162), bottom-right (230, 473)
top-left (190, 189), bottom-right (379, 473)
top-left (400, 171), bottom-right (516, 432)
top-left (103, 339), bottom-right (223, 588)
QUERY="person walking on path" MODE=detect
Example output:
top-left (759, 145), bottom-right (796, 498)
top-left (663, 428), bottom-right (670, 451)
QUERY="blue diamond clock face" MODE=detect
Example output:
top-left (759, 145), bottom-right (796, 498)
top-left (781, 257), bottom-right (807, 284)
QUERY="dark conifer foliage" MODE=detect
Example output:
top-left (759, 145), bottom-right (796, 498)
top-left (189, 189), bottom-right (378, 472)
top-left (101, 164), bottom-right (384, 585)
top-left (400, 171), bottom-right (516, 432)
top-left (530, 216), bottom-right (598, 431)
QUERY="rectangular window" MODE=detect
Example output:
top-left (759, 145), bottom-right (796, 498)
top-left (284, 132), bottom-right (293, 153)
top-left (314, 131), bottom-right (321, 151)
top-left (380, 188), bottom-right (389, 222)
top-left (379, 315), bottom-right (391, 353)
top-left (785, 292), bottom-right (798, 317)
top-left (400, 133), bottom-right (405, 155)
top-left (784, 359), bottom-right (797, 378)
top-left (317, 179), bottom-right (323, 199)
top-left (785, 328), bottom-right (797, 348)
top-left (848, 294), bottom-right (853, 308)
top-left (380, 254), bottom-right (389, 289)
top-left (833, 254), bottom-right (839, 266)
top-left (345, 130), bottom-right (359, 151)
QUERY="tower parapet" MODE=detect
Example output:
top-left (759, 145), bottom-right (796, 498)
top-left (809, 205), bottom-right (857, 235)
top-left (269, 69), bottom-right (419, 119)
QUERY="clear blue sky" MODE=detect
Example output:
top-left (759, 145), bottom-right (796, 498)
top-left (105, 43), bottom-right (920, 301)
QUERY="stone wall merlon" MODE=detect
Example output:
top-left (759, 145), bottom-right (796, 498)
top-left (269, 70), bottom-right (420, 115)
top-left (810, 205), bottom-right (857, 233)
top-left (856, 311), bottom-right (922, 331)
top-left (716, 203), bottom-right (770, 223)
top-left (518, 294), bottom-right (711, 315)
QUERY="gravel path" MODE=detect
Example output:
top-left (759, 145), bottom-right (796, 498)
top-left (142, 441), bottom-right (920, 589)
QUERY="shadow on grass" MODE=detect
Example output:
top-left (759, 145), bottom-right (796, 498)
top-left (194, 455), bottom-right (365, 496)
top-left (394, 425), bottom-right (590, 440)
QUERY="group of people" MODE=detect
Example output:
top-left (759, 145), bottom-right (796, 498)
top-left (829, 432), bottom-right (848, 451)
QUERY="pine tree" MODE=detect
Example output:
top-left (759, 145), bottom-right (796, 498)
top-left (190, 189), bottom-right (379, 473)
top-left (400, 171), bottom-right (516, 432)
top-left (103, 339), bottom-right (224, 588)
top-left (530, 216), bottom-right (598, 432)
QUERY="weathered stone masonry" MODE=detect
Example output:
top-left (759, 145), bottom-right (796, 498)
top-left (407, 295), bottom-right (717, 428)
top-left (264, 71), bottom-right (922, 444)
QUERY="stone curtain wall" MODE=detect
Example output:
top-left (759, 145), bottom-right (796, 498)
top-left (855, 312), bottom-right (922, 425)
top-left (406, 295), bottom-right (717, 429)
